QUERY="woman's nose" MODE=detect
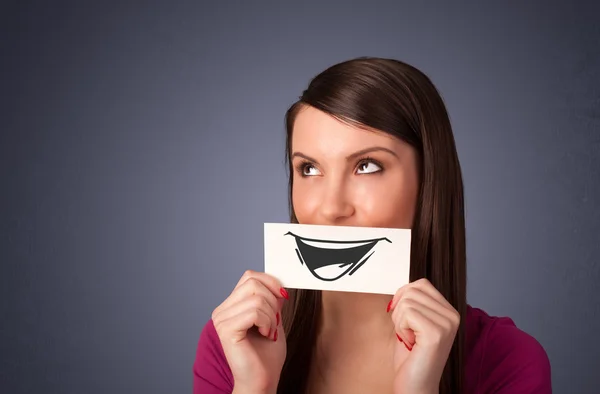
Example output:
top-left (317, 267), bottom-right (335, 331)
top-left (317, 178), bottom-right (355, 223)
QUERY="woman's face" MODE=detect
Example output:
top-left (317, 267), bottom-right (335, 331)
top-left (291, 105), bottom-right (420, 229)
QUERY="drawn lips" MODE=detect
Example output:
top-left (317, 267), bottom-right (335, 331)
top-left (284, 231), bottom-right (392, 281)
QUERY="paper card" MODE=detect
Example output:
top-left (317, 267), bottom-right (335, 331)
top-left (264, 223), bottom-right (411, 295)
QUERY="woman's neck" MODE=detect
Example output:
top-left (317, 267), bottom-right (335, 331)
top-left (309, 290), bottom-right (398, 390)
top-left (319, 290), bottom-right (395, 339)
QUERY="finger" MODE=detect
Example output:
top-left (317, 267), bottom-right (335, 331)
top-left (214, 277), bottom-right (282, 318)
top-left (218, 306), bottom-right (275, 343)
top-left (213, 294), bottom-right (278, 339)
top-left (391, 300), bottom-right (416, 348)
top-left (392, 287), bottom-right (459, 325)
top-left (392, 302), bottom-right (441, 349)
top-left (391, 296), bottom-right (452, 341)
top-left (389, 283), bottom-right (411, 312)
top-left (409, 279), bottom-right (454, 310)
top-left (389, 279), bottom-right (453, 313)
top-left (235, 270), bottom-right (288, 301)
top-left (215, 277), bottom-right (281, 313)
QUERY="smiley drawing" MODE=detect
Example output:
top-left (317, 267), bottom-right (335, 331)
top-left (284, 231), bottom-right (392, 282)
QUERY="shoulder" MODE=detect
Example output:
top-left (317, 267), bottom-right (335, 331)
top-left (465, 305), bottom-right (552, 393)
top-left (192, 319), bottom-right (234, 394)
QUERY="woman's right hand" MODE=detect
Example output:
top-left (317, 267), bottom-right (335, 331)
top-left (211, 270), bottom-right (288, 394)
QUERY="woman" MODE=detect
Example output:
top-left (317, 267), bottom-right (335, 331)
top-left (193, 57), bottom-right (552, 394)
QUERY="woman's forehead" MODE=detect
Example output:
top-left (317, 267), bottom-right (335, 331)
top-left (291, 106), bottom-right (402, 156)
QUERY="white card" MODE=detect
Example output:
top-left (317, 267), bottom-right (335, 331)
top-left (264, 223), bottom-right (411, 295)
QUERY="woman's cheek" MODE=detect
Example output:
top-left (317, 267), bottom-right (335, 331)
top-left (292, 181), bottom-right (321, 221)
top-left (353, 179), bottom-right (414, 228)
top-left (352, 181), bottom-right (389, 222)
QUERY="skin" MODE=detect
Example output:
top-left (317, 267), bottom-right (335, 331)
top-left (213, 105), bottom-right (460, 394)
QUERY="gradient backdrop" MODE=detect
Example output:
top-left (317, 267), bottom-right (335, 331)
top-left (2, 1), bottom-right (599, 393)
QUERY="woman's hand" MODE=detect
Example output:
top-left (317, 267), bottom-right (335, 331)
top-left (211, 270), bottom-right (288, 394)
top-left (387, 278), bottom-right (460, 394)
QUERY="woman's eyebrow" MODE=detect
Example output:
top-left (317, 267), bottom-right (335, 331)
top-left (346, 146), bottom-right (399, 160)
top-left (291, 147), bottom-right (399, 164)
top-left (291, 152), bottom-right (320, 165)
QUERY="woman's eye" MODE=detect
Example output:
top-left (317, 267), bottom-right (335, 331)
top-left (357, 161), bottom-right (382, 174)
top-left (303, 164), bottom-right (321, 176)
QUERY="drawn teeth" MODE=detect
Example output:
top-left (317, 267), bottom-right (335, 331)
top-left (315, 264), bottom-right (347, 277)
top-left (299, 239), bottom-right (372, 249)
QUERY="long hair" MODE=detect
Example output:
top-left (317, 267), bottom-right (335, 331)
top-left (278, 57), bottom-right (467, 394)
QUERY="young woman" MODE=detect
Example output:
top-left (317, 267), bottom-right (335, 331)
top-left (192, 57), bottom-right (552, 394)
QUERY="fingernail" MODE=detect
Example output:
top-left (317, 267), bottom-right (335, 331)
top-left (396, 334), bottom-right (412, 351)
top-left (276, 312), bottom-right (280, 325)
top-left (386, 299), bottom-right (393, 312)
top-left (280, 287), bottom-right (289, 300)
top-left (274, 329), bottom-right (278, 341)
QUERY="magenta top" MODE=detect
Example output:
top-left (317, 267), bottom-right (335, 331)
top-left (192, 305), bottom-right (552, 393)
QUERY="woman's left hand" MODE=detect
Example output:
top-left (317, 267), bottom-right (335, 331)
top-left (387, 278), bottom-right (460, 394)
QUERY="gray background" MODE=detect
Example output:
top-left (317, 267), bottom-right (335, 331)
top-left (2, 1), bottom-right (599, 393)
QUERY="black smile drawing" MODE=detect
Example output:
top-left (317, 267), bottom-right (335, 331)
top-left (284, 231), bottom-right (392, 281)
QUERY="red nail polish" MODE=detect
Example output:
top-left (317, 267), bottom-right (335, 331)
top-left (396, 334), bottom-right (412, 351)
top-left (280, 287), bottom-right (289, 300)
top-left (274, 329), bottom-right (278, 341)
top-left (276, 312), bottom-right (280, 325)
top-left (387, 300), bottom-right (393, 312)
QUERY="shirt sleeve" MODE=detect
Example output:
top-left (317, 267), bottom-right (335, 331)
top-left (193, 319), bottom-right (234, 394)
top-left (478, 317), bottom-right (552, 393)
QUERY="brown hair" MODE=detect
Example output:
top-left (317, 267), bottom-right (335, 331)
top-left (278, 57), bottom-right (467, 394)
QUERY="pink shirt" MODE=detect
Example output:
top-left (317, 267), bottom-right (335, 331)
top-left (193, 305), bottom-right (552, 393)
